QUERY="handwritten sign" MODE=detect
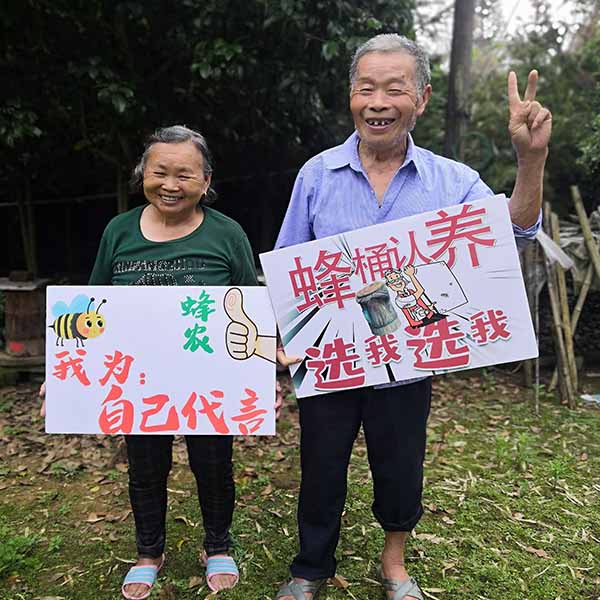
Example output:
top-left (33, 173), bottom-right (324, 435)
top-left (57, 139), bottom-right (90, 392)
top-left (260, 195), bottom-right (537, 398)
top-left (45, 286), bottom-right (276, 434)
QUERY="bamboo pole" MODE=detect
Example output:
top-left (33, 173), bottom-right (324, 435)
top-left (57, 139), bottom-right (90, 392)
top-left (572, 185), bottom-right (600, 282)
top-left (523, 244), bottom-right (534, 388)
top-left (543, 202), bottom-right (575, 408)
top-left (551, 212), bottom-right (578, 391)
top-left (549, 264), bottom-right (594, 390)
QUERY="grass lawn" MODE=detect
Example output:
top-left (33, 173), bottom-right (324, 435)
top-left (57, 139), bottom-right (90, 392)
top-left (0, 370), bottom-right (599, 599)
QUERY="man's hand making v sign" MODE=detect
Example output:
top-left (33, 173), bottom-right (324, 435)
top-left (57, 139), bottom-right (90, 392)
top-left (506, 70), bottom-right (552, 230)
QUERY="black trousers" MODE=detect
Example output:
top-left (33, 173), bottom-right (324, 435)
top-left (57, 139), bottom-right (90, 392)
top-left (125, 434), bottom-right (234, 558)
top-left (290, 378), bottom-right (432, 580)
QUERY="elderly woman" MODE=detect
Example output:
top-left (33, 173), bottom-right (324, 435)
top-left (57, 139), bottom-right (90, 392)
top-left (89, 125), bottom-right (256, 598)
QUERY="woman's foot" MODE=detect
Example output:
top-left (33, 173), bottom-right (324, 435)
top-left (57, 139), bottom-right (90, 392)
top-left (122, 556), bottom-right (163, 599)
top-left (202, 552), bottom-right (239, 591)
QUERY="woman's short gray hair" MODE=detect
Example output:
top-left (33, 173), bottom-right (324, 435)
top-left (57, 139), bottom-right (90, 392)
top-left (349, 34), bottom-right (431, 97)
top-left (131, 125), bottom-right (217, 206)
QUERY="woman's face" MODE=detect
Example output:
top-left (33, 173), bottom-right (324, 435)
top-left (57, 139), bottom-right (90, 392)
top-left (142, 140), bottom-right (211, 220)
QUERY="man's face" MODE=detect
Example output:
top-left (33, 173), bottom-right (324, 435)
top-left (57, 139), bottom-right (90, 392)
top-left (350, 51), bottom-right (431, 152)
top-left (143, 140), bottom-right (210, 219)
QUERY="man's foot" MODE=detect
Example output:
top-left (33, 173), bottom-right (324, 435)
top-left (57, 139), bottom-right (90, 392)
top-left (275, 577), bottom-right (327, 600)
top-left (122, 556), bottom-right (163, 599)
top-left (381, 560), bottom-right (421, 600)
top-left (203, 552), bottom-right (239, 591)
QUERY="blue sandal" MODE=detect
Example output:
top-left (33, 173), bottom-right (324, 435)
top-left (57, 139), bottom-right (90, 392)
top-left (203, 554), bottom-right (240, 591)
top-left (121, 555), bottom-right (165, 600)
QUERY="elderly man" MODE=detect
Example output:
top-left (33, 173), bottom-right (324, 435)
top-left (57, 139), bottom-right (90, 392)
top-left (274, 33), bottom-right (551, 600)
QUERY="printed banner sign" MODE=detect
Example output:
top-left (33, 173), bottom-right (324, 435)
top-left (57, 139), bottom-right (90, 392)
top-left (45, 286), bottom-right (276, 434)
top-left (260, 195), bottom-right (538, 398)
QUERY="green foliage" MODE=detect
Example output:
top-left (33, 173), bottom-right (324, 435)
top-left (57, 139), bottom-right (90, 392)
top-left (415, 0), bottom-right (600, 210)
top-left (0, 524), bottom-right (40, 579)
top-left (0, 0), bottom-right (414, 196)
top-left (577, 30), bottom-right (600, 190)
top-left (47, 535), bottom-right (62, 553)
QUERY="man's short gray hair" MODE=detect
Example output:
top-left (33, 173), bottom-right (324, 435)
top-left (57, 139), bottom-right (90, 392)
top-left (349, 34), bottom-right (431, 97)
top-left (131, 125), bottom-right (216, 205)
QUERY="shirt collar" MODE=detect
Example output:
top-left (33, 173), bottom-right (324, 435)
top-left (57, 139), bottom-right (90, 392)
top-left (323, 131), bottom-right (428, 186)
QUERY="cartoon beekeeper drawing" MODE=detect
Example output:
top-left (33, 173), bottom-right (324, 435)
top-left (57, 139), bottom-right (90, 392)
top-left (384, 265), bottom-right (446, 328)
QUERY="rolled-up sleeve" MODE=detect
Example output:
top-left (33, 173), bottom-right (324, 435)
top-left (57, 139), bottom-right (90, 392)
top-left (512, 213), bottom-right (541, 250)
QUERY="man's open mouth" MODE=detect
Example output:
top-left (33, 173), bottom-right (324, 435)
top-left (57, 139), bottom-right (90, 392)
top-left (365, 118), bottom-right (395, 127)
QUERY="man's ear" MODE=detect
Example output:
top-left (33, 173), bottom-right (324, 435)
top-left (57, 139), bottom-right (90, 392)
top-left (416, 84), bottom-right (433, 117)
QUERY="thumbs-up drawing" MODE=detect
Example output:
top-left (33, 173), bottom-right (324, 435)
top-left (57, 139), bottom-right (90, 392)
top-left (224, 287), bottom-right (276, 363)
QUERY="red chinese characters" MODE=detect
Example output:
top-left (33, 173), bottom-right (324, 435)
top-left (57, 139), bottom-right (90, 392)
top-left (98, 384), bottom-right (134, 434)
top-left (364, 334), bottom-right (402, 366)
top-left (425, 204), bottom-right (495, 268)
top-left (139, 393), bottom-right (180, 432)
top-left (470, 309), bottom-right (510, 344)
top-left (305, 337), bottom-right (366, 390)
top-left (406, 318), bottom-right (470, 370)
top-left (289, 251), bottom-right (354, 312)
top-left (231, 388), bottom-right (267, 434)
top-left (98, 350), bottom-right (134, 386)
top-left (198, 391), bottom-right (230, 434)
top-left (52, 349), bottom-right (91, 386)
top-left (352, 241), bottom-right (402, 285)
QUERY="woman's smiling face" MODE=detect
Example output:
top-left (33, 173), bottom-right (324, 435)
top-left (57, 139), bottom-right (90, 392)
top-left (143, 140), bottom-right (210, 220)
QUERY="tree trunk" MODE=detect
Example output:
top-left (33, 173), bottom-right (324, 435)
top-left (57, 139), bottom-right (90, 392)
top-left (117, 168), bottom-right (129, 214)
top-left (443, 0), bottom-right (476, 161)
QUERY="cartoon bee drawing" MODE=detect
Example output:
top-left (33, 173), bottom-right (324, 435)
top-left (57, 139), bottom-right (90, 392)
top-left (50, 295), bottom-right (107, 347)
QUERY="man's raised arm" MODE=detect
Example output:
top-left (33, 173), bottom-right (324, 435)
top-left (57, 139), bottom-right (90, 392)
top-left (507, 69), bottom-right (553, 229)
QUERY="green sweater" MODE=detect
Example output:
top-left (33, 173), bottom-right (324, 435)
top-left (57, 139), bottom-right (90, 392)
top-left (89, 206), bottom-right (258, 287)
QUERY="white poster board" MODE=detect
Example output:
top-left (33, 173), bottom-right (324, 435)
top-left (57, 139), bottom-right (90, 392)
top-left (45, 286), bottom-right (276, 434)
top-left (260, 195), bottom-right (537, 398)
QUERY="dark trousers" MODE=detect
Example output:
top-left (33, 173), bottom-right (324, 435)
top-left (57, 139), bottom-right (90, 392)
top-left (290, 378), bottom-right (432, 580)
top-left (125, 434), bottom-right (234, 558)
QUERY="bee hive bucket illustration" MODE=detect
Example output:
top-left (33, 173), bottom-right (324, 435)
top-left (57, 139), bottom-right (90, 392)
top-left (356, 281), bottom-right (400, 336)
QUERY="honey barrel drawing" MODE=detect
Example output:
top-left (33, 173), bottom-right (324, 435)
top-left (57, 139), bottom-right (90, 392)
top-left (355, 281), bottom-right (400, 336)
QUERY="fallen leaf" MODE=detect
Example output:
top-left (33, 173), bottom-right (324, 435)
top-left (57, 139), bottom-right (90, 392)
top-left (414, 533), bottom-right (446, 544)
top-left (188, 575), bottom-right (204, 589)
top-left (331, 574), bottom-right (349, 589)
top-left (86, 512), bottom-right (106, 523)
top-left (262, 544), bottom-right (274, 562)
top-left (525, 546), bottom-right (550, 559)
